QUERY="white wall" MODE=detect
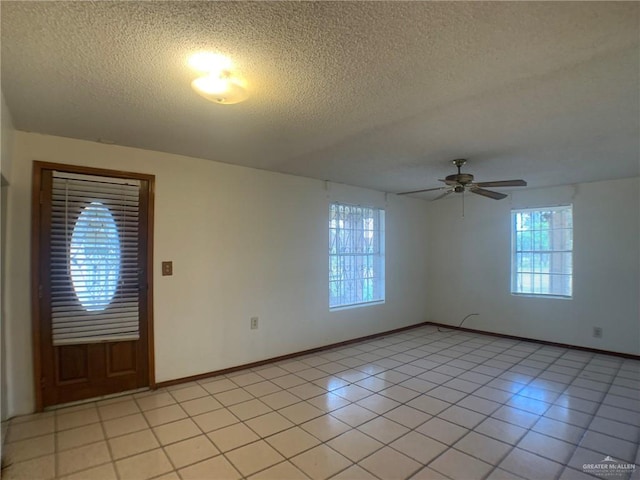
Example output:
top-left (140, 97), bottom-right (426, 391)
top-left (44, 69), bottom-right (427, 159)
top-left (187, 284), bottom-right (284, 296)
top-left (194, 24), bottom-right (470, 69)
top-left (6, 130), bottom-right (637, 417)
top-left (1, 92), bottom-right (16, 423)
top-left (5, 131), bottom-right (431, 416)
top-left (1, 92), bottom-right (14, 183)
top-left (426, 178), bottom-right (640, 355)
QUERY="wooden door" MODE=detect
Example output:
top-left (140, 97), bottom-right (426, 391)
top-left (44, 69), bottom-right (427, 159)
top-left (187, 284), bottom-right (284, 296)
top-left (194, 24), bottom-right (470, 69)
top-left (32, 162), bottom-right (155, 409)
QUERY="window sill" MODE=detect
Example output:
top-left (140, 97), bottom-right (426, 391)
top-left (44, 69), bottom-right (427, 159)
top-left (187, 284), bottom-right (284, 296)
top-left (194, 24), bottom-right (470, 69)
top-left (330, 300), bottom-right (385, 312)
top-left (511, 293), bottom-right (572, 300)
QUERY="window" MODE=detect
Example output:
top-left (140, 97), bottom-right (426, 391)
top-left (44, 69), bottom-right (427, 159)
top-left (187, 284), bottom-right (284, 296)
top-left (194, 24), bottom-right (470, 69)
top-left (329, 203), bottom-right (385, 309)
top-left (511, 205), bottom-right (573, 297)
top-left (70, 201), bottom-right (121, 311)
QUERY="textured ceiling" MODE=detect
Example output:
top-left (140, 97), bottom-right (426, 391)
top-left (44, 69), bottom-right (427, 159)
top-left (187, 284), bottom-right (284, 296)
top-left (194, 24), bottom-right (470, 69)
top-left (1, 1), bottom-right (638, 195)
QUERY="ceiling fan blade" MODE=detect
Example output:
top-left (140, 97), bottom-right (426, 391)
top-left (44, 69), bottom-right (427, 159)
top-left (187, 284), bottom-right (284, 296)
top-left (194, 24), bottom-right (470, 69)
top-left (474, 179), bottom-right (527, 188)
top-left (470, 187), bottom-right (508, 200)
top-left (397, 186), bottom-right (447, 195)
top-left (432, 190), bottom-right (454, 201)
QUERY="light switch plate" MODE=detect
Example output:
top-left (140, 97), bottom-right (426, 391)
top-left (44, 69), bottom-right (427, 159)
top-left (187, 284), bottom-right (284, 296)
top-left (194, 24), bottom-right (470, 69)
top-left (162, 261), bottom-right (173, 276)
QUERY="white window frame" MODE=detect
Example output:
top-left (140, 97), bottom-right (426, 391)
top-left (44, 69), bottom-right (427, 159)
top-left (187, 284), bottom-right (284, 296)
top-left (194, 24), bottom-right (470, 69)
top-left (511, 205), bottom-right (573, 298)
top-left (329, 202), bottom-right (385, 310)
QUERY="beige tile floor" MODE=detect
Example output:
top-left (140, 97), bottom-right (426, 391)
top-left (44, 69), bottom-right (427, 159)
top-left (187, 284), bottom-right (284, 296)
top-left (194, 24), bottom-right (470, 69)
top-left (2, 325), bottom-right (639, 480)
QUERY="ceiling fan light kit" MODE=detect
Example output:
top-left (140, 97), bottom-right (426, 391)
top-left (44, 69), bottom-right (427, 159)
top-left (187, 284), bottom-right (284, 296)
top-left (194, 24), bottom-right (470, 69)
top-left (398, 159), bottom-right (527, 202)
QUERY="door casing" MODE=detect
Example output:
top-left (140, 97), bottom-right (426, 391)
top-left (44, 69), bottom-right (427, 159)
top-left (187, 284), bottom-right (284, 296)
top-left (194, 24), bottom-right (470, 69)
top-left (31, 161), bottom-right (155, 411)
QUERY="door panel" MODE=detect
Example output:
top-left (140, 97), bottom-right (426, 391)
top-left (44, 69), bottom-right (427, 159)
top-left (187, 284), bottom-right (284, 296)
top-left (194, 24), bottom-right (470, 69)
top-left (106, 342), bottom-right (137, 377)
top-left (56, 345), bottom-right (89, 384)
top-left (33, 163), bottom-right (154, 409)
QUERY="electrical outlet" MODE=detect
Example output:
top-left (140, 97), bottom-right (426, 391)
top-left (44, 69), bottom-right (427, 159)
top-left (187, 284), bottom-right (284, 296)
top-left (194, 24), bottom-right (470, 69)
top-left (593, 327), bottom-right (603, 338)
top-left (250, 317), bottom-right (259, 330)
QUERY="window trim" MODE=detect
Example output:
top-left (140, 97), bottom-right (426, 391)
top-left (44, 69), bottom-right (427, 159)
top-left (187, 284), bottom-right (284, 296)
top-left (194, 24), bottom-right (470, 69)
top-left (510, 204), bottom-right (573, 299)
top-left (329, 202), bottom-right (386, 310)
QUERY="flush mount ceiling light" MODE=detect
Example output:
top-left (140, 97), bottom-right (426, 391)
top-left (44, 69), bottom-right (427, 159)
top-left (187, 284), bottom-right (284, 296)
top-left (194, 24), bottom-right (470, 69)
top-left (188, 52), bottom-right (248, 105)
top-left (188, 52), bottom-right (233, 73)
top-left (191, 71), bottom-right (248, 105)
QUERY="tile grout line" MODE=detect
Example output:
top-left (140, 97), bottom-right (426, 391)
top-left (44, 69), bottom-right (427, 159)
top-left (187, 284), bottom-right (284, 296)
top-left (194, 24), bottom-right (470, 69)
top-left (137, 390), bottom-right (192, 479)
top-left (478, 340), bottom-right (603, 480)
top-left (321, 329), bottom-right (617, 479)
top-left (165, 382), bottom-right (247, 479)
top-left (109, 340), bottom-right (628, 480)
top-left (296, 329), bottom-right (553, 479)
top-left (4, 326), bottom-right (639, 480)
top-left (204, 328), bottom-right (633, 479)
top-left (272, 328), bottom-right (624, 475)
top-left (557, 358), bottom-right (630, 479)
top-left (401, 332), bottom-right (563, 480)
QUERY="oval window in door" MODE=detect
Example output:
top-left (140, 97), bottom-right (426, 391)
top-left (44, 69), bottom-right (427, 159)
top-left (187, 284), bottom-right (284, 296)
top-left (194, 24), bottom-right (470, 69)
top-left (70, 201), bottom-right (121, 311)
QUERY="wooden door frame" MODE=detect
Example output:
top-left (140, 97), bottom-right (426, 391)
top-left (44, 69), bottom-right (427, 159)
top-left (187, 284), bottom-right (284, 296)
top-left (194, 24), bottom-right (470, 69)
top-left (31, 161), bottom-right (156, 411)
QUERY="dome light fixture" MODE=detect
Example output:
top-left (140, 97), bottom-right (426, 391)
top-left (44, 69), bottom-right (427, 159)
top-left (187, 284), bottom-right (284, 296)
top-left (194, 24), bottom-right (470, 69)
top-left (188, 52), bottom-right (248, 105)
top-left (191, 71), bottom-right (248, 105)
top-left (188, 52), bottom-right (233, 73)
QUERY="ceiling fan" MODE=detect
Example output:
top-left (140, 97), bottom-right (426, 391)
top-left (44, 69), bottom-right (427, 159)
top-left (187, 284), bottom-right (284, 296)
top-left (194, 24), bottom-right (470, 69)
top-left (398, 159), bottom-right (527, 200)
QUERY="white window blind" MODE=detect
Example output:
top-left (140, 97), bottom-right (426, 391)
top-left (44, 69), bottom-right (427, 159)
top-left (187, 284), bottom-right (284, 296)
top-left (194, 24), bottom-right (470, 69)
top-left (51, 171), bottom-right (141, 345)
top-left (511, 205), bottom-right (573, 298)
top-left (329, 203), bottom-right (385, 309)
